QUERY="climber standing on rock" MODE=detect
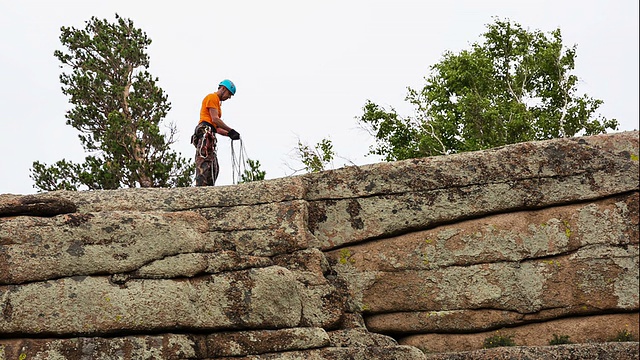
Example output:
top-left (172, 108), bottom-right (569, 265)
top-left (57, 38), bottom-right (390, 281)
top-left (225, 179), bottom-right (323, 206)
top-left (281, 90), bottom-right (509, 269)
top-left (191, 79), bottom-right (241, 186)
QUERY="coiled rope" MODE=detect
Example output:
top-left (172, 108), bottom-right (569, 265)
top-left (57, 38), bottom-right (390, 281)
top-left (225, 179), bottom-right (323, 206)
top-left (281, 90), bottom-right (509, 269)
top-left (230, 139), bottom-right (249, 184)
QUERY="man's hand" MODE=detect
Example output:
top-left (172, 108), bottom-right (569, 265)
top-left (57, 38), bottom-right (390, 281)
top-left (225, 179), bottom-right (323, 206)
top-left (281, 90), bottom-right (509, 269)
top-left (228, 129), bottom-right (240, 140)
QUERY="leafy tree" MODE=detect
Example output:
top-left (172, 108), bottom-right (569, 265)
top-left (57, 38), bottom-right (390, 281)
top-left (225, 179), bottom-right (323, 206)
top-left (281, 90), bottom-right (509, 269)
top-left (31, 14), bottom-right (193, 191)
top-left (359, 18), bottom-right (619, 161)
top-left (295, 138), bottom-right (335, 173)
top-left (239, 159), bottom-right (266, 183)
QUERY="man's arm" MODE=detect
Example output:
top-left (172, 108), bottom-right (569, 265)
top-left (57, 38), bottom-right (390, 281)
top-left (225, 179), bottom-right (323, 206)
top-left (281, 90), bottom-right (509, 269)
top-left (208, 108), bottom-right (232, 134)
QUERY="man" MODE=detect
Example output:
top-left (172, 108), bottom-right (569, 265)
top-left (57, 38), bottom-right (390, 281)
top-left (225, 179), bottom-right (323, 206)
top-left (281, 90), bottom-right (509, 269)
top-left (191, 79), bottom-right (241, 186)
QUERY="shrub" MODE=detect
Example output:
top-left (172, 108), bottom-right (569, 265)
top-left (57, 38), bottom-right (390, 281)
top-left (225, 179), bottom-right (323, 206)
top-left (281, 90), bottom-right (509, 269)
top-left (611, 329), bottom-right (636, 342)
top-left (549, 334), bottom-right (572, 345)
top-left (483, 332), bottom-right (516, 348)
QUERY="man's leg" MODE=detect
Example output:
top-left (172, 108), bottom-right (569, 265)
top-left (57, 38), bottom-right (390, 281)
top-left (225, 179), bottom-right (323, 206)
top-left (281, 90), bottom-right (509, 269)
top-left (211, 154), bottom-right (220, 186)
top-left (195, 155), bottom-right (215, 186)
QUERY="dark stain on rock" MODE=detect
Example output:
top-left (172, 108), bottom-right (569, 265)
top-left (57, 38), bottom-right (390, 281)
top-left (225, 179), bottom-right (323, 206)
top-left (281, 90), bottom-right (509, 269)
top-left (0, 250), bottom-right (11, 282)
top-left (243, 289), bottom-right (252, 307)
top-left (347, 199), bottom-right (364, 230)
top-left (102, 225), bottom-right (120, 233)
top-left (223, 272), bottom-right (253, 326)
top-left (110, 273), bottom-right (130, 286)
top-left (66, 241), bottom-right (85, 257)
top-left (537, 145), bottom-right (561, 173)
top-left (113, 253), bottom-right (129, 261)
top-left (64, 213), bottom-right (94, 227)
top-left (307, 202), bottom-right (328, 232)
top-left (404, 196), bottom-right (424, 212)
top-left (623, 192), bottom-right (639, 229)
top-left (277, 202), bottom-right (297, 222)
top-left (418, 192), bottom-right (437, 207)
top-left (351, 217), bottom-right (364, 230)
top-left (346, 199), bottom-right (360, 217)
top-left (2, 298), bottom-right (12, 321)
top-left (218, 236), bottom-right (238, 252)
top-left (365, 181), bottom-right (376, 192)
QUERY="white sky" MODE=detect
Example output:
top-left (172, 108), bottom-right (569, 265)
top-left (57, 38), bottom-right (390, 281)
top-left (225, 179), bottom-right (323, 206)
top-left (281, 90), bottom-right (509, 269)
top-left (1, 1), bottom-right (638, 195)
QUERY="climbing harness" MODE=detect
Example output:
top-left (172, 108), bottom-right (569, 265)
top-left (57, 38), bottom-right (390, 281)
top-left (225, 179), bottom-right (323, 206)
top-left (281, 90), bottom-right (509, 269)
top-left (195, 124), bottom-right (217, 159)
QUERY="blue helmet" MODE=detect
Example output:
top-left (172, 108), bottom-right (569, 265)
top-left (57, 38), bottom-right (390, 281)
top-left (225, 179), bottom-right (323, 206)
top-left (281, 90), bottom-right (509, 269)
top-left (219, 79), bottom-right (236, 95)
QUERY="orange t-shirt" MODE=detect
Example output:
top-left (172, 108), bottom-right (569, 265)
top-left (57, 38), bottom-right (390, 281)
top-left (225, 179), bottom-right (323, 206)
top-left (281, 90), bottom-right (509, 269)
top-left (199, 93), bottom-right (221, 127)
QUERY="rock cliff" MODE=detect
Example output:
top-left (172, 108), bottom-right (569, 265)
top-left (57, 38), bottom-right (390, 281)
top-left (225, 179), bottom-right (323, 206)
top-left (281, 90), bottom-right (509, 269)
top-left (1, 131), bottom-right (638, 359)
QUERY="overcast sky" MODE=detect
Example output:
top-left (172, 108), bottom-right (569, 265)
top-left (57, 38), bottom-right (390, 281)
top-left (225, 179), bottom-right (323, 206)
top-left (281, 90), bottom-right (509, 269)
top-left (1, 1), bottom-right (638, 195)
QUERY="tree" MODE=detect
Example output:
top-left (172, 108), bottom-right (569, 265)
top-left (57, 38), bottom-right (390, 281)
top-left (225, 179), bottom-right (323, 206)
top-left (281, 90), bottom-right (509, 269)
top-left (358, 18), bottom-right (619, 161)
top-left (239, 159), bottom-right (266, 183)
top-left (31, 14), bottom-right (193, 191)
top-left (294, 138), bottom-right (335, 173)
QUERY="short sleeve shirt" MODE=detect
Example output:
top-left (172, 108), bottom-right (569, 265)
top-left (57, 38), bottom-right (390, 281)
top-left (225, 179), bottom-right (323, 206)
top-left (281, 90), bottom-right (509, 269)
top-left (200, 93), bottom-right (221, 127)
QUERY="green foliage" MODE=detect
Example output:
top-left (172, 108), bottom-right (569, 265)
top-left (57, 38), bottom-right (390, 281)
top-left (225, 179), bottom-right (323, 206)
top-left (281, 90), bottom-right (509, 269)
top-left (296, 138), bottom-right (335, 173)
top-left (239, 159), bottom-right (266, 183)
top-left (549, 334), bottom-right (573, 345)
top-left (359, 102), bottom-right (424, 161)
top-left (31, 14), bottom-right (193, 191)
top-left (339, 248), bottom-right (355, 265)
top-left (358, 18), bottom-right (619, 161)
top-left (483, 332), bottom-right (516, 348)
top-left (610, 329), bottom-right (636, 342)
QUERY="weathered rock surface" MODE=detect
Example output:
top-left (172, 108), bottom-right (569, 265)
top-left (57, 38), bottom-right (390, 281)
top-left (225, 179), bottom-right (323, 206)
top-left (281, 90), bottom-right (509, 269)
top-left (0, 194), bottom-right (76, 217)
top-left (1, 266), bottom-right (307, 336)
top-left (0, 131), bottom-right (638, 359)
top-left (306, 132), bottom-right (639, 249)
top-left (400, 313), bottom-right (639, 354)
top-left (424, 342), bottom-right (639, 360)
top-left (0, 335), bottom-right (199, 360)
top-left (331, 193), bottom-right (639, 326)
top-left (0, 210), bottom-right (209, 284)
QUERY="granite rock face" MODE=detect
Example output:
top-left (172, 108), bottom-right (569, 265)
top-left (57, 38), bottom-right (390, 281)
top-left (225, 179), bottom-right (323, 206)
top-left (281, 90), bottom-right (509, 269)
top-left (0, 131), bottom-right (638, 359)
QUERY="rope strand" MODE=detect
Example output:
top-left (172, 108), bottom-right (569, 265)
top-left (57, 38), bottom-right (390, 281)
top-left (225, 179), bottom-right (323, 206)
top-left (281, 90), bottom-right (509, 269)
top-left (231, 139), bottom-right (250, 184)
